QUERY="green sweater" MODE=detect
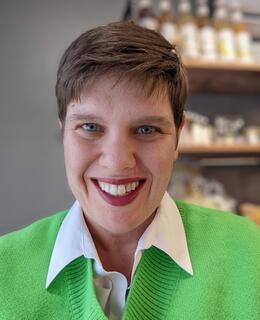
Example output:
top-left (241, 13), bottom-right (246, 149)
top-left (0, 201), bottom-right (259, 320)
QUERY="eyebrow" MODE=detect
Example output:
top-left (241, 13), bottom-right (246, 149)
top-left (134, 116), bottom-right (173, 128)
top-left (66, 113), bottom-right (106, 123)
top-left (67, 114), bottom-right (173, 128)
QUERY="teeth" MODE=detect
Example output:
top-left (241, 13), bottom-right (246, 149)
top-left (97, 181), bottom-right (140, 196)
top-left (104, 183), bottom-right (110, 193)
top-left (118, 185), bottom-right (126, 196)
top-left (132, 182), bottom-right (139, 190)
top-left (110, 184), bottom-right (117, 196)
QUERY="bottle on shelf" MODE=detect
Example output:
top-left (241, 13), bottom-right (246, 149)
top-left (137, 0), bottom-right (158, 31)
top-left (158, 0), bottom-right (177, 45)
top-left (212, 0), bottom-right (236, 61)
top-left (195, 0), bottom-right (217, 60)
top-left (229, 1), bottom-right (253, 63)
top-left (176, 0), bottom-right (199, 59)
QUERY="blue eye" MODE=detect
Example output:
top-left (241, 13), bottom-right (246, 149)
top-left (82, 123), bottom-right (101, 132)
top-left (136, 126), bottom-right (157, 135)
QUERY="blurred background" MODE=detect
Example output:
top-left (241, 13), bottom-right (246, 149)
top-left (1, 0), bottom-right (260, 235)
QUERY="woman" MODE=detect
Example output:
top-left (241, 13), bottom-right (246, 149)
top-left (1, 21), bottom-right (259, 319)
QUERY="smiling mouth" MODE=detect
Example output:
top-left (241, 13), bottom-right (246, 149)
top-left (91, 178), bottom-right (146, 206)
top-left (98, 180), bottom-right (141, 196)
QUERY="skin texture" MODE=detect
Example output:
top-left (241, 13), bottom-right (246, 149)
top-left (62, 76), bottom-right (183, 281)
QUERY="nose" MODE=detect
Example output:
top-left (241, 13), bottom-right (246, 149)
top-left (98, 134), bottom-right (137, 172)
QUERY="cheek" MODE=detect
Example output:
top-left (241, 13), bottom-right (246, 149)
top-left (141, 141), bottom-right (176, 173)
top-left (64, 135), bottom-right (95, 176)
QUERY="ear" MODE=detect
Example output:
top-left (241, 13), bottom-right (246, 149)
top-left (58, 119), bottom-right (63, 129)
top-left (58, 119), bottom-right (65, 141)
top-left (172, 113), bottom-right (186, 162)
top-left (178, 112), bottom-right (186, 134)
top-left (175, 112), bottom-right (186, 149)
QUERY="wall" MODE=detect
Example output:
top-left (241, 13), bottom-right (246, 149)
top-left (0, 0), bottom-right (125, 235)
top-left (1, 1), bottom-right (260, 235)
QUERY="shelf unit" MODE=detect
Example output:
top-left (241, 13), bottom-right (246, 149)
top-left (180, 144), bottom-right (260, 155)
top-left (184, 58), bottom-right (260, 95)
top-left (179, 59), bottom-right (260, 207)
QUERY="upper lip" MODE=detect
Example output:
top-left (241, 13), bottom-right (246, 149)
top-left (91, 177), bottom-right (145, 185)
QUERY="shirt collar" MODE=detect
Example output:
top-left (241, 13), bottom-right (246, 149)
top-left (46, 192), bottom-right (193, 288)
top-left (45, 201), bottom-right (83, 288)
top-left (136, 192), bottom-right (193, 275)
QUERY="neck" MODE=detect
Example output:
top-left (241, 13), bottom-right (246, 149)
top-left (83, 211), bottom-right (156, 283)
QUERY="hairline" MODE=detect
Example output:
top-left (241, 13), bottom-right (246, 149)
top-left (60, 71), bottom-right (175, 125)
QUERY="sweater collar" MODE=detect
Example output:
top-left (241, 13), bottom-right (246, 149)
top-left (46, 192), bottom-right (193, 288)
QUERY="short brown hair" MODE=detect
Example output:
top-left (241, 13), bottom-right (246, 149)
top-left (56, 21), bottom-right (188, 128)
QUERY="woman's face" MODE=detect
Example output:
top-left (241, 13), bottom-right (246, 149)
top-left (63, 76), bottom-right (181, 236)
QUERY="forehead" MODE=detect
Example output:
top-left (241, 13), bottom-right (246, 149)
top-left (67, 75), bottom-right (173, 120)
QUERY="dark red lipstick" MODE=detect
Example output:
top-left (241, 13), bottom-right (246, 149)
top-left (92, 178), bottom-right (145, 206)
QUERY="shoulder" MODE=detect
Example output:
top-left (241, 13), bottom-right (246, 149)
top-left (0, 211), bottom-right (69, 317)
top-left (176, 200), bottom-right (260, 235)
top-left (175, 201), bottom-right (260, 287)
top-left (176, 200), bottom-right (260, 254)
top-left (0, 210), bottom-right (68, 265)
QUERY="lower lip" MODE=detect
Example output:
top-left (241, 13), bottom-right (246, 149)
top-left (92, 180), bottom-right (144, 206)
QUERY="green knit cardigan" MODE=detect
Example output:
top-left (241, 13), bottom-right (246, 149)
top-left (0, 201), bottom-right (259, 320)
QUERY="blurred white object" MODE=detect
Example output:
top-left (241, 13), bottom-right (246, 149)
top-left (169, 164), bottom-right (237, 213)
top-left (245, 126), bottom-right (260, 145)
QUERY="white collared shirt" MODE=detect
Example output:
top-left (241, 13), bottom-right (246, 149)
top-left (46, 192), bottom-right (193, 319)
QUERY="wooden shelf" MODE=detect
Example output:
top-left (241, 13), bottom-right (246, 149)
top-left (184, 58), bottom-right (260, 95)
top-left (180, 144), bottom-right (260, 155)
